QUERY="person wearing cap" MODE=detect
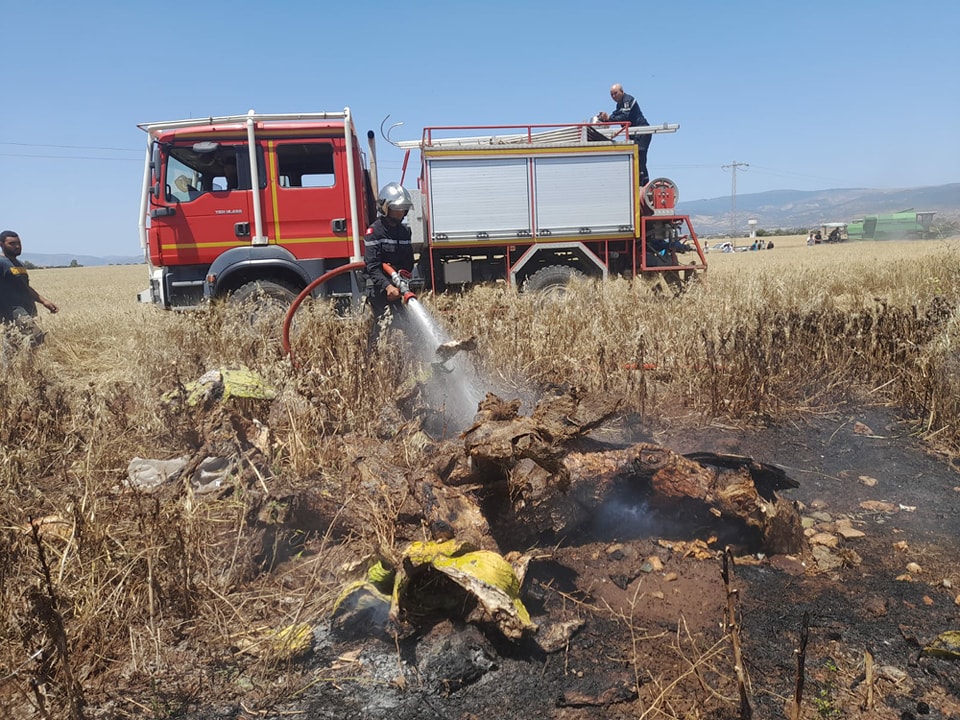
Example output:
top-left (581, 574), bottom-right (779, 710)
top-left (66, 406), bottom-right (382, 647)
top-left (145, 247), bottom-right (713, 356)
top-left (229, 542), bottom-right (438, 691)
top-left (597, 83), bottom-right (652, 187)
top-left (0, 230), bottom-right (59, 346)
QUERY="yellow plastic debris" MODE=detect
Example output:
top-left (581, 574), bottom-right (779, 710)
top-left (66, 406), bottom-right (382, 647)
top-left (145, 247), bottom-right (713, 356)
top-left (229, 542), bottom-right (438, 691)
top-left (268, 622), bottom-right (314, 661)
top-left (366, 560), bottom-right (395, 590)
top-left (332, 578), bottom-right (391, 616)
top-left (220, 366), bottom-right (277, 401)
top-left (391, 539), bottom-right (536, 640)
top-left (332, 542), bottom-right (536, 641)
top-left (236, 621), bottom-right (313, 662)
top-left (922, 630), bottom-right (960, 660)
top-left (403, 538), bottom-right (473, 565)
top-left (330, 577), bottom-right (393, 639)
top-left (162, 366), bottom-right (277, 408)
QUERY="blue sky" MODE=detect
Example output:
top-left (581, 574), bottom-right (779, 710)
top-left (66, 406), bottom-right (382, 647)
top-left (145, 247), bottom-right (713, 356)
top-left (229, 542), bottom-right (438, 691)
top-left (2, 0), bottom-right (958, 257)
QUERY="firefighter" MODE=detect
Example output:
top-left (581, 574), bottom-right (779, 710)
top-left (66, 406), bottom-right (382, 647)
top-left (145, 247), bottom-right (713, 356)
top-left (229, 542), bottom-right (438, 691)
top-left (598, 83), bottom-right (651, 187)
top-left (364, 182), bottom-right (415, 348)
top-left (0, 230), bottom-right (58, 347)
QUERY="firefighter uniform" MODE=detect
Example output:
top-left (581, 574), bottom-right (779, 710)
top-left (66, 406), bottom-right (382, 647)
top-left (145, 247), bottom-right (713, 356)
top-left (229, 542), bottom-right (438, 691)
top-left (363, 216), bottom-right (414, 346)
top-left (607, 91), bottom-right (651, 187)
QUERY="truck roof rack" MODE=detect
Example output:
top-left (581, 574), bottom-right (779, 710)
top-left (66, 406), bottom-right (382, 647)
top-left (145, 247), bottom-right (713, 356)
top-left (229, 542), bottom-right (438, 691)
top-left (395, 122), bottom-right (679, 150)
top-left (137, 110), bottom-right (351, 136)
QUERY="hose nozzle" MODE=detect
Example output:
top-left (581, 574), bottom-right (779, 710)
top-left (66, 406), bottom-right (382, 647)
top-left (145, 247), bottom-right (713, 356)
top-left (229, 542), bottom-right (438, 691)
top-left (382, 262), bottom-right (416, 303)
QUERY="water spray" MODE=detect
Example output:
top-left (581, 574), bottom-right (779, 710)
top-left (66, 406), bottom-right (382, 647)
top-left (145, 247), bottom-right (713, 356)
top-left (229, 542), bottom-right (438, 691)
top-left (379, 265), bottom-right (484, 433)
top-left (281, 258), bottom-right (485, 434)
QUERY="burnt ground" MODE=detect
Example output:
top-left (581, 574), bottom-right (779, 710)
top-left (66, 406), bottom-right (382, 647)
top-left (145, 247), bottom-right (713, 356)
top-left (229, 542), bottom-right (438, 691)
top-left (57, 400), bottom-right (956, 720)
top-left (187, 402), bottom-right (960, 720)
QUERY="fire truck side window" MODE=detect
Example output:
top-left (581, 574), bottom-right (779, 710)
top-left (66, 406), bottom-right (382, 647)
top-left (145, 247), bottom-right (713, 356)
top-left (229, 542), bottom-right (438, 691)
top-left (164, 145), bottom-right (263, 202)
top-left (276, 143), bottom-right (335, 189)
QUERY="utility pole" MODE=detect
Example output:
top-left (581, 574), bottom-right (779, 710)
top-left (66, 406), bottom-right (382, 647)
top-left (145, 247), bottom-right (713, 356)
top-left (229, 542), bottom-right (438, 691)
top-left (721, 161), bottom-right (749, 241)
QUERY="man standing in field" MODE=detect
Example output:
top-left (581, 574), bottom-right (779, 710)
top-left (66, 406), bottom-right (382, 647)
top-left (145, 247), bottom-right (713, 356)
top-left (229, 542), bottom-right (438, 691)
top-left (598, 83), bottom-right (651, 187)
top-left (0, 230), bottom-right (59, 346)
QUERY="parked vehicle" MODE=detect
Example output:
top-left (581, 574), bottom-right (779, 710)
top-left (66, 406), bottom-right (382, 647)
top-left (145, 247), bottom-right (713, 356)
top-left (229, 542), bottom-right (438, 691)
top-left (820, 222), bottom-right (847, 243)
top-left (846, 210), bottom-right (936, 241)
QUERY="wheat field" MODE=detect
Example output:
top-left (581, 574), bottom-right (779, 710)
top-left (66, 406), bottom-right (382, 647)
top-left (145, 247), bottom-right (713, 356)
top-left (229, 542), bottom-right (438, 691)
top-left (14, 235), bottom-right (960, 475)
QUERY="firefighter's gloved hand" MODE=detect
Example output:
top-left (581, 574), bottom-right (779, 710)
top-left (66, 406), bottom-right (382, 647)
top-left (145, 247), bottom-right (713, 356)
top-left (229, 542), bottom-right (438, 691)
top-left (398, 269), bottom-right (412, 279)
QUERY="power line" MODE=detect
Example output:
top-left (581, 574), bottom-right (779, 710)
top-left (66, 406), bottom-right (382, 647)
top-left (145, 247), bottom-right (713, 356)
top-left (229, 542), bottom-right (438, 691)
top-left (746, 164), bottom-right (848, 186)
top-left (0, 141), bottom-right (141, 153)
top-left (721, 161), bottom-right (749, 238)
top-left (0, 152), bottom-right (141, 162)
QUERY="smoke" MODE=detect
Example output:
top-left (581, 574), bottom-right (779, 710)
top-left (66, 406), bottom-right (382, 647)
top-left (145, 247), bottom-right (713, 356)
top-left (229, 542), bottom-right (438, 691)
top-left (590, 490), bottom-right (658, 542)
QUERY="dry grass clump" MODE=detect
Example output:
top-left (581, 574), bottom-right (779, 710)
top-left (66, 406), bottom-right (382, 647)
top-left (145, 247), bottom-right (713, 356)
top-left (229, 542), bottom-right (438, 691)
top-left (1, 238), bottom-right (959, 716)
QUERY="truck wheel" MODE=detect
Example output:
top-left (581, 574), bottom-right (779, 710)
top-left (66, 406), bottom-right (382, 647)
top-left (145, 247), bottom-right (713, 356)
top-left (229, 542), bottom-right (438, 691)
top-left (227, 280), bottom-right (302, 341)
top-left (230, 279), bottom-right (299, 307)
top-left (231, 279), bottom-right (300, 326)
top-left (522, 265), bottom-right (586, 294)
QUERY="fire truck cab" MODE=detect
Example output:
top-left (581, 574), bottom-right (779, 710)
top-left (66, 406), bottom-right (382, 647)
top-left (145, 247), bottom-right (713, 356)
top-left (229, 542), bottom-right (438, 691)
top-left (137, 110), bottom-right (373, 309)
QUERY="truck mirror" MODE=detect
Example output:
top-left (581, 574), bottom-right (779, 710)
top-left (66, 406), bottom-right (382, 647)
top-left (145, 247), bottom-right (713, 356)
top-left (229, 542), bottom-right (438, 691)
top-left (193, 141), bottom-right (220, 153)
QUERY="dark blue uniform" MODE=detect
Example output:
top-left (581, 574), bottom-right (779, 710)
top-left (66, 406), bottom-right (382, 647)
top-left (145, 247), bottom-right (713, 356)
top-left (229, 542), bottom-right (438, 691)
top-left (363, 217), bottom-right (413, 295)
top-left (609, 92), bottom-right (651, 186)
top-left (608, 92), bottom-right (648, 128)
top-left (363, 216), bottom-right (414, 346)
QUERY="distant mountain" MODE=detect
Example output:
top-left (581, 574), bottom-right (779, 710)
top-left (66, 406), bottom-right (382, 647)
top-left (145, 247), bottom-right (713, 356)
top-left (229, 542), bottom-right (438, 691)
top-left (678, 183), bottom-right (960, 236)
top-left (17, 183), bottom-right (960, 264)
top-left (22, 254), bottom-right (143, 268)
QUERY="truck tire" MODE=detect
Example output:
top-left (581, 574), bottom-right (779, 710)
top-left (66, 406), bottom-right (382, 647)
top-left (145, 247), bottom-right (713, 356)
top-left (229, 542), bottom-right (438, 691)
top-left (230, 279), bottom-right (299, 307)
top-left (227, 280), bottom-right (302, 342)
top-left (522, 265), bottom-right (586, 294)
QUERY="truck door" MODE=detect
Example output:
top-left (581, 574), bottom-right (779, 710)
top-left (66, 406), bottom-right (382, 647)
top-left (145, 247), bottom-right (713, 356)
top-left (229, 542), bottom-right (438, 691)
top-left (265, 138), bottom-right (354, 260)
top-left (152, 144), bottom-right (261, 266)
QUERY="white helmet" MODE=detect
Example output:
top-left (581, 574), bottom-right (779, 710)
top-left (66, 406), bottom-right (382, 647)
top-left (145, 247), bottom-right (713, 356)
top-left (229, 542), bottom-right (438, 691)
top-left (378, 182), bottom-right (413, 216)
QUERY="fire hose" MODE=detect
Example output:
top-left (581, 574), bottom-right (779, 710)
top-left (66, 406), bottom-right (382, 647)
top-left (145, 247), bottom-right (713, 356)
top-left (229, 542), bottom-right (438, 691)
top-left (281, 261), bottom-right (365, 362)
top-left (281, 261), bottom-right (416, 364)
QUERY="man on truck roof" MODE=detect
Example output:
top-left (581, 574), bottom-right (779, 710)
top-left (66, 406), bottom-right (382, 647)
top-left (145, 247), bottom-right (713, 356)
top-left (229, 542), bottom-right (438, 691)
top-left (597, 83), bottom-right (651, 187)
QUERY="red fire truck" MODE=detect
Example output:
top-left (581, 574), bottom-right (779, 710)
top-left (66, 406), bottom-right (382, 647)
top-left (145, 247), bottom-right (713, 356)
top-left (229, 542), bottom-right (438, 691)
top-left (137, 109), bottom-right (705, 308)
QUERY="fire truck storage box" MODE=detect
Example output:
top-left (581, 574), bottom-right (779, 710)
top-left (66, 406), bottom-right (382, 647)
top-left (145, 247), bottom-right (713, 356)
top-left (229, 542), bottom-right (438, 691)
top-left (424, 150), bottom-right (636, 243)
top-left (441, 258), bottom-right (472, 285)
